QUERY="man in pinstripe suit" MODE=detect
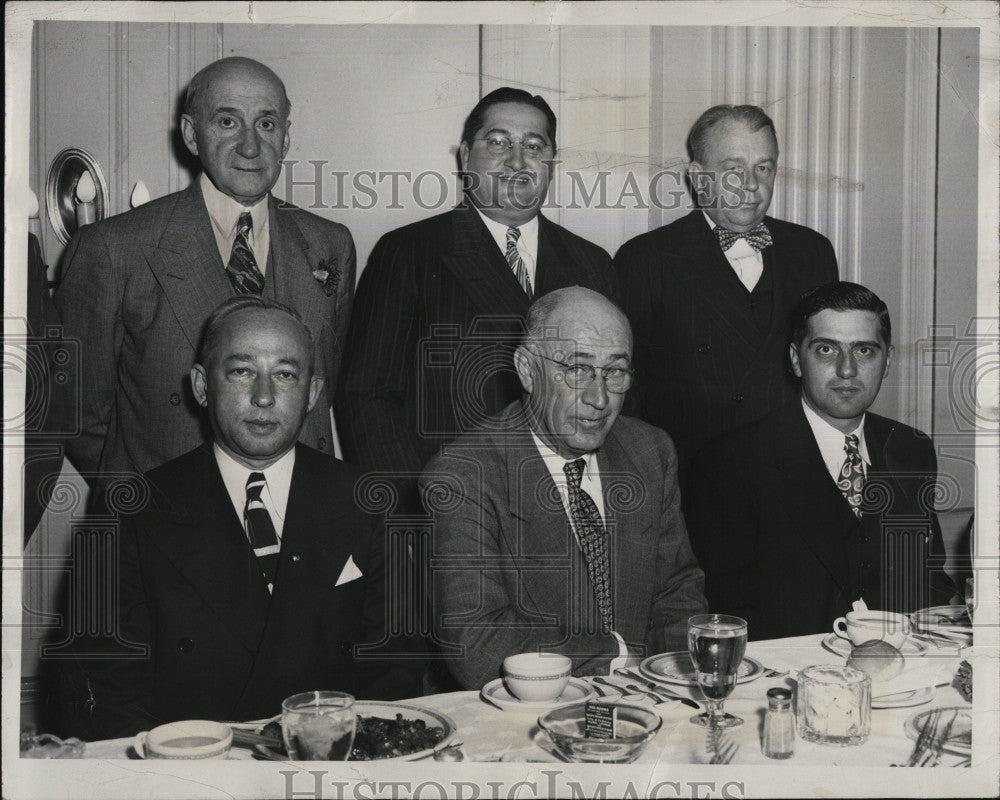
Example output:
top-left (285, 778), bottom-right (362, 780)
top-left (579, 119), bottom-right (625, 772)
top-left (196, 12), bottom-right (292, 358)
top-left (336, 88), bottom-right (616, 510)
top-left (616, 105), bottom-right (838, 493)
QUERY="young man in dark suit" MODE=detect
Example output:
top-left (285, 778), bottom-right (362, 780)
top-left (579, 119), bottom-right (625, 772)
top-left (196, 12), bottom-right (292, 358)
top-left (55, 57), bottom-right (354, 488)
top-left (337, 88), bottom-right (617, 509)
top-left (60, 297), bottom-right (419, 739)
top-left (686, 282), bottom-right (954, 640)
top-left (422, 288), bottom-right (707, 689)
top-left (616, 105), bottom-right (839, 488)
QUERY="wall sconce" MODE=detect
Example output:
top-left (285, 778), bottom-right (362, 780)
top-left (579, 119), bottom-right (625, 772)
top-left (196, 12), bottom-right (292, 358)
top-left (44, 148), bottom-right (109, 245)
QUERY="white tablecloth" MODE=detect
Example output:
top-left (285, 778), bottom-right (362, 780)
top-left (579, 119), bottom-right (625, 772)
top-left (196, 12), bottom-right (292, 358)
top-left (83, 633), bottom-right (970, 766)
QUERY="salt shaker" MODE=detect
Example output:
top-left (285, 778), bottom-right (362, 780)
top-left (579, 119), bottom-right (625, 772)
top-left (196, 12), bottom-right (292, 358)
top-left (762, 687), bottom-right (795, 759)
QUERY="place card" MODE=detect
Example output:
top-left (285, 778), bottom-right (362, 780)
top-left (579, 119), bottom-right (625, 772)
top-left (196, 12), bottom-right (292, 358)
top-left (584, 702), bottom-right (617, 738)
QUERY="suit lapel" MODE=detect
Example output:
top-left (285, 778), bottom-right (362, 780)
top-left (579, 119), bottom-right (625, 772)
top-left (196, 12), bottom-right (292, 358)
top-left (143, 182), bottom-right (233, 350)
top-left (152, 448), bottom-right (271, 655)
top-left (596, 426), bottom-right (658, 642)
top-left (665, 213), bottom-right (763, 358)
top-left (534, 214), bottom-right (575, 295)
top-left (772, 405), bottom-right (854, 599)
top-left (266, 197), bottom-right (326, 344)
top-left (439, 206), bottom-right (531, 323)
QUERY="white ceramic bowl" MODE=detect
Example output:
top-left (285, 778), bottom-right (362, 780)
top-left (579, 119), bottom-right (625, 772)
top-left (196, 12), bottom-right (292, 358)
top-left (502, 652), bottom-right (572, 702)
top-left (134, 720), bottom-right (233, 759)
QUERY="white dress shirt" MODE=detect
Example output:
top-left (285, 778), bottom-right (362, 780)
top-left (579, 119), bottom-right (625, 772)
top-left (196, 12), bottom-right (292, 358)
top-left (475, 206), bottom-right (539, 290)
top-left (801, 398), bottom-right (871, 483)
top-left (530, 432), bottom-right (629, 670)
top-left (703, 211), bottom-right (763, 291)
top-left (200, 172), bottom-right (271, 272)
top-left (214, 443), bottom-right (295, 542)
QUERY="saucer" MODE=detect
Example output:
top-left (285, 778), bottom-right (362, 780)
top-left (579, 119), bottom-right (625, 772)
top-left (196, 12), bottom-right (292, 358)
top-left (872, 685), bottom-right (936, 709)
top-left (480, 677), bottom-right (596, 712)
top-left (638, 651), bottom-right (763, 687)
top-left (821, 633), bottom-right (928, 658)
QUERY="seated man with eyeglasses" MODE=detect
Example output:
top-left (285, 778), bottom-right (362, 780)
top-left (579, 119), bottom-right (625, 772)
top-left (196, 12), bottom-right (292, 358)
top-left (420, 287), bottom-right (708, 689)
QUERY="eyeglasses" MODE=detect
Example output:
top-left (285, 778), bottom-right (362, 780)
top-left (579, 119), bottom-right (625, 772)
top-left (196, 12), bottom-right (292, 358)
top-left (476, 134), bottom-right (551, 158)
top-left (535, 353), bottom-right (634, 393)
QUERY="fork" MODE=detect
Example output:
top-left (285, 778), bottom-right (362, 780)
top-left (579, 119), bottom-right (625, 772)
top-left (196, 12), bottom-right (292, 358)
top-left (898, 708), bottom-right (942, 767)
top-left (924, 710), bottom-right (960, 768)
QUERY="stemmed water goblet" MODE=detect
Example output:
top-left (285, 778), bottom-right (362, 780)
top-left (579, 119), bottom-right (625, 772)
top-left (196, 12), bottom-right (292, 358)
top-left (687, 613), bottom-right (748, 728)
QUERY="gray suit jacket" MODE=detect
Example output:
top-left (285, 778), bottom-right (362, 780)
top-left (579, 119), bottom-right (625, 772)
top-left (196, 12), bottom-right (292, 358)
top-left (55, 181), bottom-right (355, 481)
top-left (420, 402), bottom-right (707, 689)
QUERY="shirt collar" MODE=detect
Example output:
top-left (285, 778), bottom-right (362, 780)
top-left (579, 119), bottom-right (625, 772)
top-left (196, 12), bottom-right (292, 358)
top-left (213, 442), bottom-right (296, 502)
top-left (530, 431), bottom-right (599, 480)
top-left (473, 205), bottom-right (539, 255)
top-left (801, 397), bottom-right (870, 466)
top-left (200, 172), bottom-right (270, 242)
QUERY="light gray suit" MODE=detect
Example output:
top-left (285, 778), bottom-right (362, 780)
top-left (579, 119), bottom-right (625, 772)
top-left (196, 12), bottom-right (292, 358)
top-left (55, 181), bottom-right (355, 481)
top-left (420, 401), bottom-right (708, 690)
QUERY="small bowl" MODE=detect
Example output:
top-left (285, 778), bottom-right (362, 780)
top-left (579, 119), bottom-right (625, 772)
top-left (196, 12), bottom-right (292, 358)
top-left (537, 702), bottom-right (662, 763)
top-left (503, 652), bottom-right (572, 702)
top-left (134, 720), bottom-right (233, 760)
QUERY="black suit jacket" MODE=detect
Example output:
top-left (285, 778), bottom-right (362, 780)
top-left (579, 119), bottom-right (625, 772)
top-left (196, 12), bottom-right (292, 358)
top-left (686, 402), bottom-right (953, 640)
top-left (62, 444), bottom-right (420, 739)
top-left (615, 211), bottom-right (838, 482)
top-left (336, 205), bottom-right (616, 502)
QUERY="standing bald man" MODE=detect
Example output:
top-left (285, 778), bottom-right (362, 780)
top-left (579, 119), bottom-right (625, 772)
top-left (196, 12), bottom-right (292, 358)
top-left (56, 57), bottom-right (355, 488)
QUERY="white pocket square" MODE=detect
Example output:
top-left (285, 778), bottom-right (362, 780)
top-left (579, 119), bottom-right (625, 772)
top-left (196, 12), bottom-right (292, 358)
top-left (335, 555), bottom-right (363, 587)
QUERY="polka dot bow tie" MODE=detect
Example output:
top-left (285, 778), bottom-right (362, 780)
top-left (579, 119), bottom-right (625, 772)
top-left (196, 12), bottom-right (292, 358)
top-left (714, 222), bottom-right (773, 253)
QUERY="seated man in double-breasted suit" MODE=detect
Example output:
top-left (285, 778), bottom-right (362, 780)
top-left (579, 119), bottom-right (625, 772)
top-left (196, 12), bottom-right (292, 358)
top-left (61, 297), bottom-right (420, 739)
top-left (421, 288), bottom-right (707, 690)
top-left (686, 282), bottom-right (954, 640)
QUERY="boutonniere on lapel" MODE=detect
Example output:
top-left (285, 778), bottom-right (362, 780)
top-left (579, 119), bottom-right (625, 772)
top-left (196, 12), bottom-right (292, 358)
top-left (311, 258), bottom-right (340, 297)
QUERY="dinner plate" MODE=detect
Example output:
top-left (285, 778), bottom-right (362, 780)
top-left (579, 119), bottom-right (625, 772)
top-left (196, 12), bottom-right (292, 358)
top-left (638, 652), bottom-right (764, 687)
top-left (254, 701), bottom-right (457, 763)
top-left (480, 677), bottom-right (596, 712)
top-left (821, 632), bottom-right (928, 658)
top-left (910, 606), bottom-right (973, 642)
top-left (872, 685), bottom-right (936, 709)
top-left (904, 706), bottom-right (972, 755)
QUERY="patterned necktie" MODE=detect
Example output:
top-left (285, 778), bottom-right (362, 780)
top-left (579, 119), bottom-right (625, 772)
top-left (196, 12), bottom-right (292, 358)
top-left (244, 472), bottom-right (280, 590)
top-left (226, 212), bottom-right (265, 295)
top-left (837, 434), bottom-right (865, 518)
top-left (563, 459), bottom-right (613, 632)
top-left (714, 222), bottom-right (773, 253)
top-left (505, 226), bottom-right (533, 299)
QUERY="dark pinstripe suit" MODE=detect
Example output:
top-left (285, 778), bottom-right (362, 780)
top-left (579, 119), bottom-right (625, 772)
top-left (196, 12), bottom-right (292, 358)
top-left (615, 211), bottom-right (838, 487)
top-left (336, 204), bottom-right (616, 503)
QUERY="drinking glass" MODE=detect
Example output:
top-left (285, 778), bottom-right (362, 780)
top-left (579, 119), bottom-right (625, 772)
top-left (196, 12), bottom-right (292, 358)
top-left (687, 613), bottom-right (748, 728)
top-left (798, 665), bottom-right (871, 746)
top-left (281, 691), bottom-right (356, 760)
top-left (965, 576), bottom-right (975, 622)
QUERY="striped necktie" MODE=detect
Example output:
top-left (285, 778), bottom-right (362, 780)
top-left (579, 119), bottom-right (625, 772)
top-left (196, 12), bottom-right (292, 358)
top-left (226, 212), bottom-right (265, 295)
top-left (244, 471), bottom-right (280, 590)
top-left (505, 226), bottom-right (533, 299)
top-left (837, 434), bottom-right (865, 517)
top-left (563, 458), bottom-right (613, 632)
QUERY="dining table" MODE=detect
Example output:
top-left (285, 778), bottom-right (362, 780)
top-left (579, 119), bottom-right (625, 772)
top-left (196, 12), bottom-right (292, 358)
top-left (79, 632), bottom-right (973, 767)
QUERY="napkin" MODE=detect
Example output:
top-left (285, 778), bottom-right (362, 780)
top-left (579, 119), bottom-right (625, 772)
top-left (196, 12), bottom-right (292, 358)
top-left (335, 555), bottom-right (363, 586)
top-left (871, 656), bottom-right (956, 698)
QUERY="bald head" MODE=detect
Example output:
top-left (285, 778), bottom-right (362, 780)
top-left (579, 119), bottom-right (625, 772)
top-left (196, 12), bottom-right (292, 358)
top-left (184, 57), bottom-right (290, 120)
top-left (516, 288), bottom-right (632, 458)
top-left (524, 287), bottom-right (632, 351)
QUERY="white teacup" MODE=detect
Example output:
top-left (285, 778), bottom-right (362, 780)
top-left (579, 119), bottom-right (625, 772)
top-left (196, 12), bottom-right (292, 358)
top-left (503, 652), bottom-right (572, 702)
top-left (833, 610), bottom-right (911, 648)
top-left (134, 720), bottom-right (233, 759)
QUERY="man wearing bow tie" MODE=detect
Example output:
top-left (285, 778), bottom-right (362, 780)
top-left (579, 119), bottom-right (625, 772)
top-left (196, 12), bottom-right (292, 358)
top-left (55, 57), bottom-right (354, 492)
top-left (686, 283), bottom-right (953, 639)
top-left (59, 298), bottom-right (419, 739)
top-left (615, 105), bottom-right (838, 490)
